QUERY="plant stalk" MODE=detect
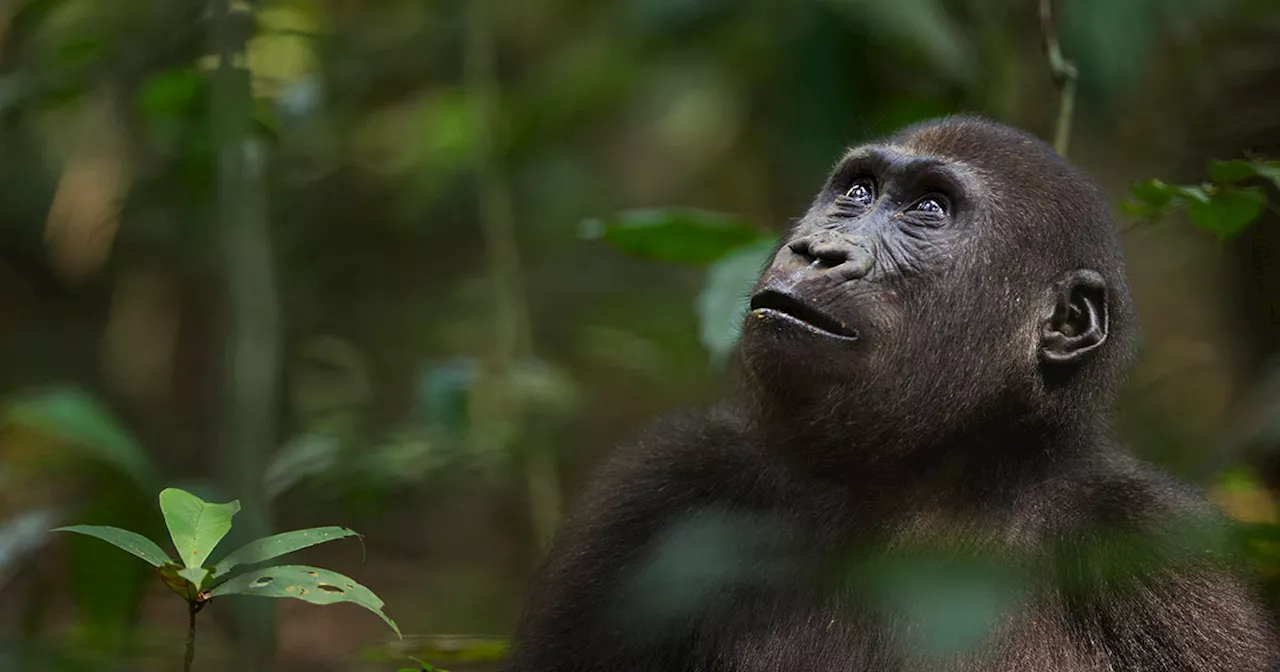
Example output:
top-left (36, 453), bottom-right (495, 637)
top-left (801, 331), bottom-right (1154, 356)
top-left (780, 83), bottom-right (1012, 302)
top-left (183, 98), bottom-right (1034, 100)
top-left (184, 601), bottom-right (198, 672)
top-left (464, 0), bottom-right (562, 549)
top-left (1039, 0), bottom-right (1078, 157)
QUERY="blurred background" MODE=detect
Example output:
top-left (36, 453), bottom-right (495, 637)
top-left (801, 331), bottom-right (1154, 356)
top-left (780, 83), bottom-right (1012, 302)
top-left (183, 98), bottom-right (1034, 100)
top-left (1, 0), bottom-right (1280, 669)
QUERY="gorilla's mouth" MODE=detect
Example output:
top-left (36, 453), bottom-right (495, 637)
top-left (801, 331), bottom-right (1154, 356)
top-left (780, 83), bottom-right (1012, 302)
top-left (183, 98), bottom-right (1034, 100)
top-left (749, 290), bottom-right (858, 341)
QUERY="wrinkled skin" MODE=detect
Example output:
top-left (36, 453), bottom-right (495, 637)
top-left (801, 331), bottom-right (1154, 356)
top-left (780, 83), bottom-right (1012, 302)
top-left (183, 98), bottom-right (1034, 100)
top-left (506, 117), bottom-right (1280, 672)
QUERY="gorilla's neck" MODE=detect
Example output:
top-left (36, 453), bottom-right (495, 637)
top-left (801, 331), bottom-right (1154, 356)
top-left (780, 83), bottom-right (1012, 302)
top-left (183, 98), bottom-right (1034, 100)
top-left (745, 384), bottom-right (1111, 523)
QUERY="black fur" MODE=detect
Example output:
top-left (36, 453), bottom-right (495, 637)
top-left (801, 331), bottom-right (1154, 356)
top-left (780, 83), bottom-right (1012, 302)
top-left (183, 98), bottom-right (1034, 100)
top-left (507, 117), bottom-right (1280, 671)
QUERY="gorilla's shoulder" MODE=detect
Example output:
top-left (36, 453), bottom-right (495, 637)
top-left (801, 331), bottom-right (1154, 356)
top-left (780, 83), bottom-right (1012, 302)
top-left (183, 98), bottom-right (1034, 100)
top-left (583, 403), bottom-right (763, 505)
top-left (1063, 449), bottom-right (1221, 529)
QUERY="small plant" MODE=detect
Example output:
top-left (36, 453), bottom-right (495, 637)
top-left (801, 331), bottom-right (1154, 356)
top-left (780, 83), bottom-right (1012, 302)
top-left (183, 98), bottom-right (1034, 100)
top-left (1123, 158), bottom-right (1280, 240)
top-left (54, 487), bottom-right (398, 671)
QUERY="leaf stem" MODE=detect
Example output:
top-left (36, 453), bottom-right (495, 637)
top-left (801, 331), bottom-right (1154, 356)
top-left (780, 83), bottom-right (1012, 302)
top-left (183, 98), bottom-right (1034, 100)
top-left (1038, 0), bottom-right (1078, 157)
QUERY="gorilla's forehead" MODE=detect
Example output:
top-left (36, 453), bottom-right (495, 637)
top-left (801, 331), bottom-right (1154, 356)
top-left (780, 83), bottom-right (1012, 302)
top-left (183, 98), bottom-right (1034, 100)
top-left (836, 144), bottom-right (992, 195)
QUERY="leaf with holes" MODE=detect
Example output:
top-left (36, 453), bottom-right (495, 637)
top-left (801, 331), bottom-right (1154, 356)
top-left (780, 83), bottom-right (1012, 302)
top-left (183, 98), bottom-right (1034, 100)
top-left (211, 526), bottom-right (361, 582)
top-left (1186, 187), bottom-right (1268, 240)
top-left (580, 208), bottom-right (759, 265)
top-left (53, 525), bottom-right (173, 567)
top-left (210, 564), bottom-right (399, 635)
top-left (158, 488), bottom-right (240, 569)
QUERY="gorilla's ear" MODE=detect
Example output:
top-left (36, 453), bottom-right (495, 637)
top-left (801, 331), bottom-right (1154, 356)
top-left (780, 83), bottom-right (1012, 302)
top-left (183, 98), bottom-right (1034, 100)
top-left (1040, 269), bottom-right (1108, 364)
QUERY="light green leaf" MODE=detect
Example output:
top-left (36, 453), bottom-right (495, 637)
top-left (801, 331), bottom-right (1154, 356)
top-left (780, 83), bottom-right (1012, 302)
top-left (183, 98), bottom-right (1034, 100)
top-left (158, 488), bottom-right (240, 569)
top-left (212, 526), bottom-right (360, 582)
top-left (210, 564), bottom-right (400, 636)
top-left (178, 566), bottom-right (210, 591)
top-left (580, 208), bottom-right (759, 265)
top-left (694, 238), bottom-right (778, 366)
top-left (1170, 184), bottom-right (1212, 205)
top-left (53, 525), bottom-right (172, 567)
top-left (1186, 187), bottom-right (1267, 240)
top-left (2, 387), bottom-right (155, 487)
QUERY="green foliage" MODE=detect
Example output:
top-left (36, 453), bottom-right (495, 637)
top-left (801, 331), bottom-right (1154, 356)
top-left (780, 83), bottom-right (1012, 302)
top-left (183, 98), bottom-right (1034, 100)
top-left (1124, 158), bottom-right (1279, 239)
top-left (211, 526), bottom-right (360, 581)
top-left (587, 208), bottom-right (777, 362)
top-left (52, 487), bottom-right (397, 667)
top-left (159, 487), bottom-right (241, 569)
top-left (51, 525), bottom-right (171, 568)
top-left (1, 387), bottom-right (156, 488)
top-left (581, 208), bottom-right (762, 265)
top-left (211, 564), bottom-right (399, 635)
top-left (695, 237), bottom-right (778, 365)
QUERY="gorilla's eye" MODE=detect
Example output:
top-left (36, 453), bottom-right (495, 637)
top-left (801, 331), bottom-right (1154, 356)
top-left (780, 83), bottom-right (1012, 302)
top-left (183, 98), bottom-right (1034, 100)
top-left (908, 194), bottom-right (949, 217)
top-left (842, 178), bottom-right (876, 207)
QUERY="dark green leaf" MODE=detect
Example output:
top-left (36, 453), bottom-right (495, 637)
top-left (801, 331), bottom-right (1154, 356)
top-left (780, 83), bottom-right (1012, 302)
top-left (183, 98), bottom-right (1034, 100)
top-left (210, 564), bottom-right (400, 636)
top-left (581, 209), bottom-right (759, 265)
top-left (53, 525), bottom-right (172, 567)
top-left (158, 563), bottom-right (199, 600)
top-left (694, 237), bottom-right (778, 365)
top-left (1209, 160), bottom-right (1259, 185)
top-left (138, 70), bottom-right (203, 121)
top-left (2, 387), bottom-right (155, 487)
top-left (1186, 187), bottom-right (1267, 240)
top-left (212, 526), bottom-right (360, 582)
top-left (1208, 159), bottom-right (1280, 191)
top-left (1130, 179), bottom-right (1172, 209)
top-left (158, 488), bottom-right (240, 569)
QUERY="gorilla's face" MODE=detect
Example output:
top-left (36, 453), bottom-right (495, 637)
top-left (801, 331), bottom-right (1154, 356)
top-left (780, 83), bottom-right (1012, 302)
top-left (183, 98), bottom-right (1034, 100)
top-left (741, 144), bottom-right (995, 391)
top-left (739, 121), bottom-right (1122, 431)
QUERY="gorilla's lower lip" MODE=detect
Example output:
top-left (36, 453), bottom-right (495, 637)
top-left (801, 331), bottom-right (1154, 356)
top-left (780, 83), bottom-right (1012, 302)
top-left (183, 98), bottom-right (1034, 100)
top-left (749, 290), bottom-right (858, 341)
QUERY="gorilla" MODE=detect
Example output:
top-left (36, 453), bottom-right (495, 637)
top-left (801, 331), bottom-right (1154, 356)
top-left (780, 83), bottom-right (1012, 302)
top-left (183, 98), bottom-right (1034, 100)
top-left (506, 117), bottom-right (1280, 671)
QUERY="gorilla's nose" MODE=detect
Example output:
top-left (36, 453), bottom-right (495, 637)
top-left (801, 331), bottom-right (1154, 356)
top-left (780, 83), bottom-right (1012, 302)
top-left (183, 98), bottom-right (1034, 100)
top-left (785, 232), bottom-right (873, 281)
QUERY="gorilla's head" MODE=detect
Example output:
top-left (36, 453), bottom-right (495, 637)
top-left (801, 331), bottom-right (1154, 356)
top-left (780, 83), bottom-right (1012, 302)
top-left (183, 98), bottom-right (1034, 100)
top-left (740, 117), bottom-right (1136, 454)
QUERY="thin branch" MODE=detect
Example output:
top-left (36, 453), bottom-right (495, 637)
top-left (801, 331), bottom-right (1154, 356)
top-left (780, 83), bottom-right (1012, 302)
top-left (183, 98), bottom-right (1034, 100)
top-left (1039, 0), bottom-right (1078, 157)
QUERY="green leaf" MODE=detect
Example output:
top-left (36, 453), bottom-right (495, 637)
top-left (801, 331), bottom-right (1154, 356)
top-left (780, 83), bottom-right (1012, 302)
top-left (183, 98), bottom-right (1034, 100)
top-left (211, 526), bottom-right (360, 582)
top-left (138, 70), bottom-right (203, 121)
top-left (53, 525), bottom-right (172, 567)
top-left (1209, 159), bottom-right (1280, 191)
top-left (179, 566), bottom-right (211, 591)
top-left (1209, 160), bottom-right (1259, 185)
top-left (1186, 187), bottom-right (1267, 240)
top-left (694, 238), bottom-right (778, 366)
top-left (158, 563), bottom-right (199, 600)
top-left (158, 488), bottom-right (240, 569)
top-left (580, 209), bottom-right (759, 265)
top-left (1130, 179), bottom-right (1172, 209)
top-left (1170, 184), bottom-right (1212, 205)
top-left (210, 564), bottom-right (400, 636)
top-left (2, 387), bottom-right (155, 487)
